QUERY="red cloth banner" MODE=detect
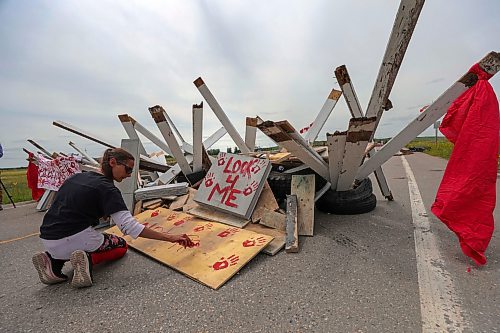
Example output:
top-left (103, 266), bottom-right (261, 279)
top-left (26, 153), bottom-right (45, 201)
top-left (431, 63), bottom-right (499, 265)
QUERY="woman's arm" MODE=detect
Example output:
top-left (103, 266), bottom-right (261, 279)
top-left (110, 210), bottom-right (194, 247)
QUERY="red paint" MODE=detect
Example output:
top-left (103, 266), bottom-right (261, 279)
top-left (217, 227), bottom-right (239, 238)
top-left (150, 211), bottom-right (159, 217)
top-left (242, 236), bottom-right (267, 247)
top-left (212, 254), bottom-right (239, 271)
top-left (467, 267), bottom-right (471, 273)
top-left (204, 172), bottom-right (215, 187)
top-left (174, 219), bottom-right (185, 226)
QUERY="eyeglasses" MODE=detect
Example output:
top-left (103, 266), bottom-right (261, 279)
top-left (117, 161), bottom-right (133, 174)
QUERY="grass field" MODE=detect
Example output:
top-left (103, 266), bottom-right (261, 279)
top-left (406, 137), bottom-right (454, 160)
top-left (1, 168), bottom-right (32, 205)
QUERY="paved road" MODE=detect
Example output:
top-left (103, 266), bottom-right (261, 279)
top-left (0, 153), bottom-right (498, 332)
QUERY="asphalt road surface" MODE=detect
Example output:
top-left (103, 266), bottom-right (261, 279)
top-left (0, 153), bottom-right (498, 333)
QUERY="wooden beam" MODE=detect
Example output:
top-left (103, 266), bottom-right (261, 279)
top-left (194, 77), bottom-right (250, 153)
top-left (68, 141), bottom-right (99, 166)
top-left (336, 117), bottom-right (376, 191)
top-left (291, 175), bottom-right (315, 236)
top-left (356, 51), bottom-right (500, 181)
top-left (285, 194), bottom-right (299, 253)
top-left (245, 117), bottom-right (258, 151)
top-left (326, 131), bottom-right (346, 190)
top-left (192, 102), bottom-right (203, 172)
top-left (149, 105), bottom-right (192, 176)
top-left (27, 139), bottom-right (52, 158)
top-left (53, 120), bottom-right (115, 148)
top-left (258, 120), bottom-right (330, 181)
top-left (335, 65), bottom-right (392, 198)
top-left (304, 88), bottom-right (342, 144)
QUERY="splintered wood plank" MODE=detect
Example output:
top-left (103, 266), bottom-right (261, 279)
top-left (245, 223), bottom-right (285, 256)
top-left (259, 209), bottom-right (286, 231)
top-left (291, 175), bottom-right (315, 236)
top-left (169, 194), bottom-right (189, 211)
top-left (106, 208), bottom-right (272, 289)
top-left (182, 188), bottom-right (199, 213)
top-left (188, 205), bottom-right (250, 228)
top-left (251, 182), bottom-right (279, 223)
top-left (285, 195), bottom-right (299, 253)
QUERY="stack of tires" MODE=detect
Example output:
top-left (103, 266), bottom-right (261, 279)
top-left (267, 169), bottom-right (376, 215)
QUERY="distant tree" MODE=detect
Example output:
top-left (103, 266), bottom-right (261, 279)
top-left (226, 147), bottom-right (232, 153)
top-left (233, 147), bottom-right (241, 154)
top-left (207, 148), bottom-right (220, 156)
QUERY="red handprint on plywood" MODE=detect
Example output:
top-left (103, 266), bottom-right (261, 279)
top-left (250, 159), bottom-right (267, 174)
top-left (217, 152), bottom-right (227, 166)
top-left (204, 172), bottom-right (215, 187)
top-left (243, 180), bottom-right (259, 196)
top-left (217, 227), bottom-right (240, 238)
top-left (212, 254), bottom-right (239, 271)
top-left (242, 236), bottom-right (267, 247)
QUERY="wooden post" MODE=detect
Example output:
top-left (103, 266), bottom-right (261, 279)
top-left (304, 88), bottom-right (342, 144)
top-left (356, 51), bottom-right (500, 181)
top-left (149, 105), bottom-right (192, 176)
top-left (285, 194), bottom-right (299, 253)
top-left (336, 117), bottom-right (376, 191)
top-left (194, 77), bottom-right (250, 153)
top-left (258, 120), bottom-right (330, 181)
top-left (114, 139), bottom-right (140, 213)
top-left (245, 117), bottom-right (258, 151)
top-left (291, 175), bottom-right (315, 236)
top-left (192, 102), bottom-right (203, 173)
top-left (326, 132), bottom-right (346, 190)
top-left (335, 65), bottom-right (392, 198)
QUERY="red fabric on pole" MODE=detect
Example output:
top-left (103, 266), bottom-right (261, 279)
top-left (431, 63), bottom-right (499, 265)
top-left (26, 153), bottom-right (45, 201)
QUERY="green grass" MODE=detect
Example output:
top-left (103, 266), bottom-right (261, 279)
top-left (1, 168), bottom-right (33, 204)
top-left (406, 137), bottom-right (454, 160)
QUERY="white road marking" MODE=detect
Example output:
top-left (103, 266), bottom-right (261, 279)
top-left (401, 156), bottom-right (468, 333)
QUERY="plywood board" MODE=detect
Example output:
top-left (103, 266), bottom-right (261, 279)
top-left (250, 182), bottom-right (279, 223)
top-left (106, 208), bottom-right (273, 289)
top-left (169, 194), bottom-right (189, 211)
top-left (188, 206), bottom-right (250, 228)
top-left (245, 223), bottom-right (285, 256)
top-left (182, 188), bottom-right (199, 212)
top-left (291, 175), bottom-right (315, 236)
top-left (259, 209), bottom-right (286, 231)
top-left (194, 153), bottom-right (271, 219)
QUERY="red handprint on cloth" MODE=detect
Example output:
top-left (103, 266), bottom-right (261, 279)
top-left (217, 152), bottom-right (227, 166)
top-left (204, 172), bottom-right (215, 187)
top-left (250, 159), bottom-right (267, 174)
top-left (217, 227), bottom-right (240, 238)
top-left (242, 236), bottom-right (267, 247)
top-left (243, 180), bottom-right (259, 196)
top-left (212, 254), bottom-right (239, 270)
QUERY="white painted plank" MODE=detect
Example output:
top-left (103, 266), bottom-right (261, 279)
top-left (245, 117), bottom-right (257, 151)
top-left (304, 88), bottom-right (342, 144)
top-left (192, 103), bottom-right (203, 173)
top-left (327, 132), bottom-right (346, 190)
top-left (336, 118), bottom-right (376, 191)
top-left (356, 51), bottom-right (500, 181)
top-left (194, 77), bottom-right (250, 153)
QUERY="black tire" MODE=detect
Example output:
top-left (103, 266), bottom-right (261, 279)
top-left (316, 193), bottom-right (377, 215)
top-left (323, 178), bottom-right (373, 204)
top-left (267, 168), bottom-right (328, 201)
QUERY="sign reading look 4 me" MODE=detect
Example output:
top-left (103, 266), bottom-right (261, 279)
top-left (194, 153), bottom-right (271, 219)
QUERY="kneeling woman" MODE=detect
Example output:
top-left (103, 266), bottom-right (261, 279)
top-left (32, 148), bottom-right (194, 288)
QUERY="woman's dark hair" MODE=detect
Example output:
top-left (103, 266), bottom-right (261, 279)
top-left (101, 148), bottom-right (135, 179)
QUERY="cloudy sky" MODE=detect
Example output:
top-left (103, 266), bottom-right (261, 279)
top-left (1, 0), bottom-right (499, 168)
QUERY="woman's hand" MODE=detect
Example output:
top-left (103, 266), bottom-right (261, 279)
top-left (165, 233), bottom-right (196, 248)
